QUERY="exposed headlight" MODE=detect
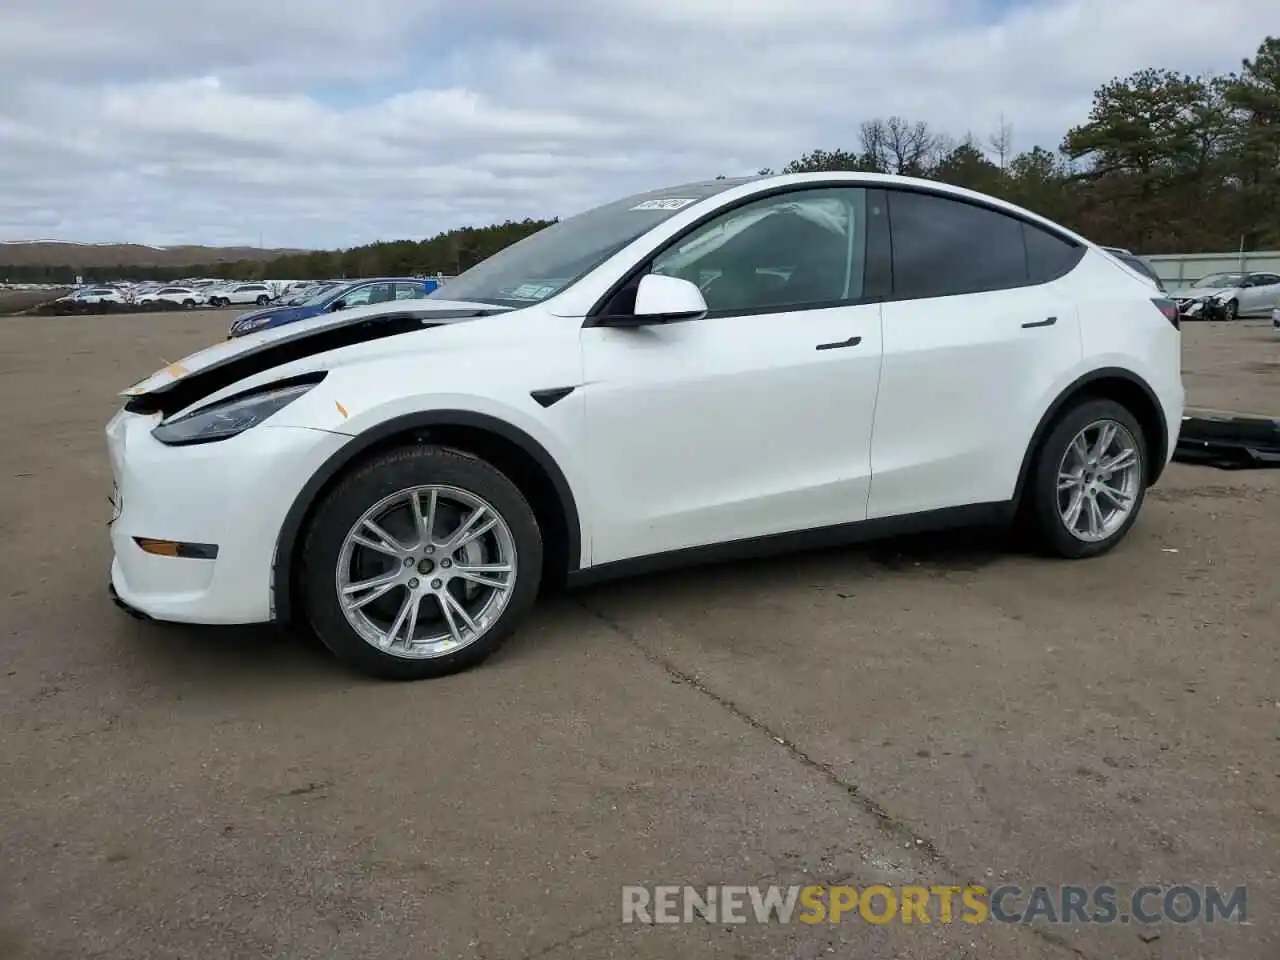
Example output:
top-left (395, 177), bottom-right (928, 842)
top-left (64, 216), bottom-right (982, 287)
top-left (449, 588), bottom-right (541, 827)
top-left (232, 314), bottom-right (273, 336)
top-left (152, 378), bottom-right (322, 446)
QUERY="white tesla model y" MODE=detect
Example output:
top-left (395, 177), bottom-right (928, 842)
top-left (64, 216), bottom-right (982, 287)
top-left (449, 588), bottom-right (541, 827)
top-left (106, 173), bottom-right (1185, 680)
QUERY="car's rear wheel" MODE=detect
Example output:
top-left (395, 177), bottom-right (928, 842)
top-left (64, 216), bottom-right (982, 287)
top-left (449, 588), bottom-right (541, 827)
top-left (300, 445), bottom-right (543, 680)
top-left (1026, 398), bottom-right (1147, 559)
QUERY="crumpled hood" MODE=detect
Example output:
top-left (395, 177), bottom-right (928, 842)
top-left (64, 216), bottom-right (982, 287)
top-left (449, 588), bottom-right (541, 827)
top-left (119, 298), bottom-right (509, 412)
top-left (1178, 286), bottom-right (1238, 300)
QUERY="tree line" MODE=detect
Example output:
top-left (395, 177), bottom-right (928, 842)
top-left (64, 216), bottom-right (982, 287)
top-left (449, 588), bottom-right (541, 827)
top-left (756, 34), bottom-right (1280, 254)
top-left (4, 35), bottom-right (1277, 285)
top-left (0, 218), bottom-right (557, 284)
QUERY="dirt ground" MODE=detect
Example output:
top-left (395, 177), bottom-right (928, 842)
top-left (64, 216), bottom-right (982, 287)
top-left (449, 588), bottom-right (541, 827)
top-left (0, 290), bottom-right (69, 316)
top-left (0, 311), bottom-right (1276, 960)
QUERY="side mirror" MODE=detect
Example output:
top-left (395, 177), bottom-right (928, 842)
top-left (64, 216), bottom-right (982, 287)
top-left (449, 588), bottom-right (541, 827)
top-left (329, 299), bottom-right (346, 312)
top-left (599, 274), bottom-right (708, 327)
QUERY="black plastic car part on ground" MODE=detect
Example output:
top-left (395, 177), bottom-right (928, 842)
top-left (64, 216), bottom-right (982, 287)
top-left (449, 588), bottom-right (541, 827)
top-left (1174, 408), bottom-right (1280, 469)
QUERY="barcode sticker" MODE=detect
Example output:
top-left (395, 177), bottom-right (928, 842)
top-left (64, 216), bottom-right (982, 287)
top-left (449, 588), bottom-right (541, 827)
top-left (631, 198), bottom-right (698, 211)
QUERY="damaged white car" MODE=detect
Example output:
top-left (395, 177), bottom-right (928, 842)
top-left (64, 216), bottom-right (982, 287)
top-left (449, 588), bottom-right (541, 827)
top-left (106, 172), bottom-right (1184, 680)
top-left (1175, 271), bottom-right (1280, 320)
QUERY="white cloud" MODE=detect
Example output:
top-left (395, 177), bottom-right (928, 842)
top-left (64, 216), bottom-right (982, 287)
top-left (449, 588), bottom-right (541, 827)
top-left (0, 0), bottom-right (1271, 248)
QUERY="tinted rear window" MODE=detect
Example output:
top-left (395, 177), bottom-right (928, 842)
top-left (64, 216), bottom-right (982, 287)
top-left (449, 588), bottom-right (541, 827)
top-left (887, 190), bottom-right (1027, 299)
top-left (1116, 253), bottom-right (1163, 287)
top-left (1025, 224), bottom-right (1085, 283)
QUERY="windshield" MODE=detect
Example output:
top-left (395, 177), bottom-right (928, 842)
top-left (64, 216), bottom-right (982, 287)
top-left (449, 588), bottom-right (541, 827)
top-left (1193, 273), bottom-right (1245, 288)
top-left (430, 179), bottom-right (757, 306)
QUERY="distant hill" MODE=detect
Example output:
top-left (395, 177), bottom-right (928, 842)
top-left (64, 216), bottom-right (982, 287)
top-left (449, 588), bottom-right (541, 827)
top-left (0, 240), bottom-right (306, 268)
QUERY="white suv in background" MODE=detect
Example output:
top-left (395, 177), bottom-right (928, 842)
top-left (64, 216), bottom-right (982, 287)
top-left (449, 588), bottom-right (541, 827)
top-left (107, 172), bottom-right (1184, 681)
top-left (134, 286), bottom-right (207, 308)
top-left (69, 286), bottom-right (127, 304)
top-left (209, 283), bottom-right (275, 307)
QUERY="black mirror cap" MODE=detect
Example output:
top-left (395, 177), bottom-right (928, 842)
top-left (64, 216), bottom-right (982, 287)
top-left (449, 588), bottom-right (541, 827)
top-left (592, 309), bottom-right (705, 328)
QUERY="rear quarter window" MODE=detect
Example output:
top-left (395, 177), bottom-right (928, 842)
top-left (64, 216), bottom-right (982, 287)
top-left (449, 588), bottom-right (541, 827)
top-left (1024, 223), bottom-right (1085, 284)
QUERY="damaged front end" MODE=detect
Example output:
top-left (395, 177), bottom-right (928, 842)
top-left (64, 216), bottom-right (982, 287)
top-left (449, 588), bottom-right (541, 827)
top-left (121, 304), bottom-right (506, 419)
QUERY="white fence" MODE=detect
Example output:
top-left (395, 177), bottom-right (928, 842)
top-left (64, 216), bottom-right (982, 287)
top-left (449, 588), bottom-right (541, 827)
top-left (1143, 250), bottom-right (1280, 293)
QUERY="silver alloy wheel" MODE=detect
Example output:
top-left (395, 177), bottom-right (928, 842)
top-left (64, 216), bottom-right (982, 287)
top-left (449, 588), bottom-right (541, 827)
top-left (1056, 419), bottom-right (1142, 543)
top-left (335, 484), bottom-right (518, 659)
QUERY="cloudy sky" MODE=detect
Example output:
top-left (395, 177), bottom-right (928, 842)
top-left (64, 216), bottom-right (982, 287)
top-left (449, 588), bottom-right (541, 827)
top-left (0, 1), bottom-right (1271, 250)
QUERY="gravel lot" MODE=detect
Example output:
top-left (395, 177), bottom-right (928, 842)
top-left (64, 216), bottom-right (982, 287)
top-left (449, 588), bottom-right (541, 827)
top-left (1, 311), bottom-right (1276, 959)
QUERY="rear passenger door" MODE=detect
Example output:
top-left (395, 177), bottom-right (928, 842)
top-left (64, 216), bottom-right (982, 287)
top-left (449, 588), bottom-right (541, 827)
top-left (394, 281), bottom-right (429, 301)
top-left (867, 189), bottom-right (1084, 520)
top-left (338, 282), bottom-right (395, 310)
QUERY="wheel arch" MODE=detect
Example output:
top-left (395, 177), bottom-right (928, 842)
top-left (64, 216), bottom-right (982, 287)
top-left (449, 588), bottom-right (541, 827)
top-left (1013, 367), bottom-right (1169, 507)
top-left (271, 410), bottom-right (583, 626)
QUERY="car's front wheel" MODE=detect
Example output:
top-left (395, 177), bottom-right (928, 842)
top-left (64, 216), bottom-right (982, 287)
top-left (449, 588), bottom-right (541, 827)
top-left (256, 295), bottom-right (269, 305)
top-left (1027, 398), bottom-right (1147, 559)
top-left (300, 445), bottom-right (543, 680)
top-left (1223, 298), bottom-right (1239, 321)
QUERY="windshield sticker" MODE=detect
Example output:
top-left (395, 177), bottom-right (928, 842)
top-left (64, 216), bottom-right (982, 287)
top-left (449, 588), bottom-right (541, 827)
top-left (631, 198), bottom-right (699, 211)
top-left (508, 283), bottom-right (544, 300)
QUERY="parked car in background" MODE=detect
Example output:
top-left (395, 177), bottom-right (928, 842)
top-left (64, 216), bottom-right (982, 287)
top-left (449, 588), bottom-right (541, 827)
top-left (135, 286), bottom-right (207, 308)
top-left (209, 283), bottom-right (276, 307)
top-left (227, 277), bottom-right (440, 337)
top-left (1174, 271), bottom-right (1280, 320)
top-left (277, 280), bottom-right (341, 306)
top-left (1101, 247), bottom-right (1166, 292)
top-left (108, 172), bottom-right (1184, 680)
top-left (66, 286), bottom-right (128, 304)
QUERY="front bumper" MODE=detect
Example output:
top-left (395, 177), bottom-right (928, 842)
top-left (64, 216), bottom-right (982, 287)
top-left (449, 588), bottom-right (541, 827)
top-left (106, 409), bottom-right (350, 624)
top-left (1176, 298), bottom-right (1212, 319)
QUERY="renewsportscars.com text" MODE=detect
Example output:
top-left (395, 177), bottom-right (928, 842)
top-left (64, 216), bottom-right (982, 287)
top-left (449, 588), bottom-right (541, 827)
top-left (622, 884), bottom-right (1247, 926)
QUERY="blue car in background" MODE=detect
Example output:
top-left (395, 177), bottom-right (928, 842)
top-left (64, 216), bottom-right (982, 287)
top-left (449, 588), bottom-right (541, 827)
top-left (228, 277), bottom-right (442, 338)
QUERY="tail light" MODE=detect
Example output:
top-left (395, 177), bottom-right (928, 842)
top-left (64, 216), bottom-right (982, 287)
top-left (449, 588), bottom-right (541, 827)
top-left (1151, 297), bottom-right (1180, 330)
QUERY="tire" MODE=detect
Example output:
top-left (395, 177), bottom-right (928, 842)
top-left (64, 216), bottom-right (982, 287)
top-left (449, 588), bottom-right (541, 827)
top-left (183, 299), bottom-right (195, 308)
top-left (256, 295), bottom-right (269, 305)
top-left (1025, 398), bottom-right (1147, 559)
top-left (300, 445), bottom-right (543, 680)
top-left (1223, 299), bottom-right (1239, 321)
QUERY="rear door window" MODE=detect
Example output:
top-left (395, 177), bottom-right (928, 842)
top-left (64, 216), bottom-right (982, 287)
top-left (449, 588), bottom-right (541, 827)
top-left (886, 190), bottom-right (1028, 299)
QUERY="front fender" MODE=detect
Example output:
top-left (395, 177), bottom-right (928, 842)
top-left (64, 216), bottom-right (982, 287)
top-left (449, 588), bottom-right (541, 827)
top-left (269, 400), bottom-right (588, 626)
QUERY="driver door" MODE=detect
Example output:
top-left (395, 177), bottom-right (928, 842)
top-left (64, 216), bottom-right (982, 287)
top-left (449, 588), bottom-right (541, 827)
top-left (580, 186), bottom-right (887, 566)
